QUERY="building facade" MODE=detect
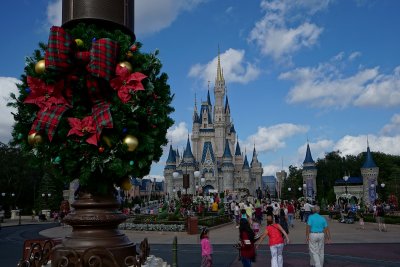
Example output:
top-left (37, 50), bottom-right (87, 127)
top-left (164, 53), bottom-right (263, 196)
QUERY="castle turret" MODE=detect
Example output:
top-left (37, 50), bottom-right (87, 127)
top-left (302, 142), bottom-right (317, 200)
top-left (361, 143), bottom-right (379, 207)
top-left (250, 145), bottom-right (263, 195)
top-left (192, 95), bottom-right (200, 159)
top-left (164, 144), bottom-right (177, 195)
top-left (221, 139), bottom-right (234, 192)
top-left (214, 49), bottom-right (226, 157)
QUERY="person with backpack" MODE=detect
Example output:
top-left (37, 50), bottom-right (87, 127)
top-left (256, 215), bottom-right (289, 267)
top-left (375, 202), bottom-right (387, 232)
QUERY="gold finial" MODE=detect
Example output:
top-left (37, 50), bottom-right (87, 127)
top-left (216, 45), bottom-right (224, 82)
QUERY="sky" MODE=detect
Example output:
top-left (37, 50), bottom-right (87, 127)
top-left (1, 0), bottom-right (400, 180)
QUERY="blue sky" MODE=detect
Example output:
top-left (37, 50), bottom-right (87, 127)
top-left (1, 0), bottom-right (400, 179)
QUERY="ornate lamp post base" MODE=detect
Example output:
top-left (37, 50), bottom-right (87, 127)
top-left (52, 192), bottom-right (138, 267)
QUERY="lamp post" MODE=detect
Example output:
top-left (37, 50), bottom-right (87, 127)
top-left (343, 174), bottom-right (349, 195)
top-left (380, 183), bottom-right (386, 201)
top-left (194, 171), bottom-right (201, 196)
top-left (200, 177), bottom-right (206, 196)
top-left (288, 187), bottom-right (291, 201)
top-left (298, 187), bottom-right (302, 199)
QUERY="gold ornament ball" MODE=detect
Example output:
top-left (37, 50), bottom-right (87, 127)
top-left (75, 39), bottom-right (84, 47)
top-left (123, 135), bottom-right (139, 152)
top-left (119, 61), bottom-right (133, 73)
top-left (121, 177), bottom-right (132, 191)
top-left (28, 132), bottom-right (44, 146)
top-left (35, 60), bottom-right (46, 74)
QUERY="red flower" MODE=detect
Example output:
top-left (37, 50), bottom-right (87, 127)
top-left (24, 76), bottom-right (70, 110)
top-left (67, 116), bottom-right (97, 145)
top-left (110, 65), bottom-right (147, 103)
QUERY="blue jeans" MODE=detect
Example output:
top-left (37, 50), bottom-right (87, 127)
top-left (288, 213), bottom-right (294, 226)
top-left (241, 258), bottom-right (252, 267)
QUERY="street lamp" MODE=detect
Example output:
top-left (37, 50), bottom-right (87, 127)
top-left (200, 177), bottom-right (206, 195)
top-left (288, 187), bottom-right (292, 201)
top-left (343, 174), bottom-right (349, 195)
top-left (194, 171), bottom-right (201, 196)
top-left (380, 183), bottom-right (386, 201)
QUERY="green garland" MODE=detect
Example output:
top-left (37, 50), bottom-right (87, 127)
top-left (8, 23), bottom-right (174, 193)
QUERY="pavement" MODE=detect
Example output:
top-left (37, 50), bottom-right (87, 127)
top-left (2, 216), bottom-right (400, 266)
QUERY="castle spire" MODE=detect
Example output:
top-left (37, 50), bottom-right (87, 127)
top-left (303, 142), bottom-right (315, 164)
top-left (216, 45), bottom-right (224, 83)
top-left (235, 138), bottom-right (242, 156)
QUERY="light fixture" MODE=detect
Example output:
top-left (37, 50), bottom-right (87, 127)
top-left (194, 171), bottom-right (201, 178)
top-left (298, 187), bottom-right (302, 191)
top-left (201, 177), bottom-right (206, 185)
top-left (288, 187), bottom-right (291, 192)
top-left (381, 183), bottom-right (385, 188)
top-left (172, 171), bottom-right (179, 178)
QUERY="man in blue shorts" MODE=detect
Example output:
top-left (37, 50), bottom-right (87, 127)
top-left (306, 205), bottom-right (331, 267)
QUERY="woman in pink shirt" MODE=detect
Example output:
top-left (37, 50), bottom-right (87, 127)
top-left (200, 227), bottom-right (213, 267)
top-left (256, 215), bottom-right (289, 267)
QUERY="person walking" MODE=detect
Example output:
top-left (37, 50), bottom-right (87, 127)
top-left (256, 215), bottom-right (289, 267)
top-left (306, 205), bottom-right (331, 267)
top-left (238, 218), bottom-right (256, 267)
top-left (287, 202), bottom-right (295, 227)
top-left (375, 202), bottom-right (387, 232)
top-left (200, 227), bottom-right (213, 267)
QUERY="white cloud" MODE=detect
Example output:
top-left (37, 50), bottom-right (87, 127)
top-left (166, 122), bottom-right (189, 146)
top-left (263, 164), bottom-right (281, 176)
top-left (188, 48), bottom-right (260, 86)
top-left (334, 134), bottom-right (400, 156)
top-left (135, 0), bottom-right (208, 36)
top-left (354, 66), bottom-right (400, 107)
top-left (45, 0), bottom-right (207, 36)
top-left (380, 113), bottom-right (400, 136)
top-left (280, 52), bottom-right (400, 108)
top-left (248, 0), bottom-right (331, 61)
top-left (46, 0), bottom-right (62, 27)
top-left (349, 51), bottom-right (362, 61)
top-left (243, 123), bottom-right (309, 153)
top-left (0, 77), bottom-right (21, 144)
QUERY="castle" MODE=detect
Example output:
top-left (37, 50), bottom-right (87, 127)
top-left (164, 53), bottom-right (263, 196)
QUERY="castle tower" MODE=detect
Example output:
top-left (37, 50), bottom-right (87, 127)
top-left (221, 139), bottom-right (234, 192)
top-left (360, 143), bottom-right (379, 207)
top-left (164, 145), bottom-right (177, 195)
top-left (181, 136), bottom-right (196, 194)
top-left (250, 145), bottom-right (263, 195)
top-left (214, 50), bottom-right (226, 157)
top-left (242, 154), bottom-right (251, 189)
top-left (302, 142), bottom-right (317, 200)
top-left (192, 94), bottom-right (201, 159)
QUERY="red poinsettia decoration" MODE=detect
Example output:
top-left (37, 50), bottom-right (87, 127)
top-left (110, 65), bottom-right (147, 103)
top-left (24, 76), bottom-right (70, 110)
top-left (67, 116), bottom-right (97, 145)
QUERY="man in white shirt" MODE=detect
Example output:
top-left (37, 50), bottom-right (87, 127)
top-left (303, 201), bottom-right (314, 223)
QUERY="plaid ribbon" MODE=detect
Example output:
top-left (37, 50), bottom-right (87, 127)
top-left (30, 105), bottom-right (69, 142)
top-left (45, 26), bottom-right (73, 72)
top-left (87, 38), bottom-right (119, 81)
top-left (87, 77), bottom-right (113, 141)
top-left (45, 27), bottom-right (119, 81)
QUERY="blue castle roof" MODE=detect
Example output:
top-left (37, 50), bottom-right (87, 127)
top-left (243, 155), bottom-right (250, 169)
top-left (362, 146), bottom-right (377, 168)
top-left (235, 141), bottom-right (242, 156)
top-left (166, 145), bottom-right (176, 164)
top-left (183, 137), bottom-right (194, 159)
top-left (303, 143), bottom-right (315, 164)
top-left (223, 139), bottom-right (232, 158)
top-left (201, 141), bottom-right (216, 163)
top-left (335, 176), bottom-right (363, 185)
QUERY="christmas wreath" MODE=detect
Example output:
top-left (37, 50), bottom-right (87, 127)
top-left (8, 23), bottom-right (174, 193)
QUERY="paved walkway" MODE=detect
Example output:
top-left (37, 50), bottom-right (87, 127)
top-left (3, 216), bottom-right (400, 266)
